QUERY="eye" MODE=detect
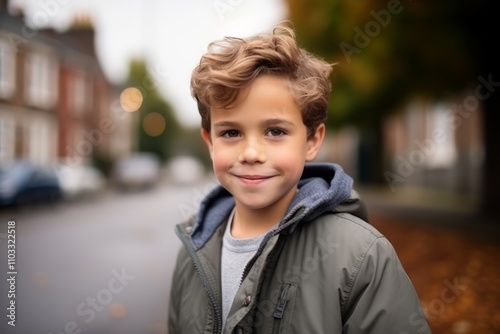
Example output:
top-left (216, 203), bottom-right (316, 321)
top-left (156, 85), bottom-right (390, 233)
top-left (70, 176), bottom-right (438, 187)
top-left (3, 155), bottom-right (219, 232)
top-left (221, 130), bottom-right (240, 138)
top-left (266, 128), bottom-right (286, 137)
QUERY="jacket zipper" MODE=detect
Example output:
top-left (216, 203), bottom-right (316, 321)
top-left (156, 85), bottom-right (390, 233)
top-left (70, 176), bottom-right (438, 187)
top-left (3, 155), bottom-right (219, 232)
top-left (239, 210), bottom-right (305, 285)
top-left (176, 225), bottom-right (222, 334)
top-left (274, 284), bottom-right (290, 318)
top-left (239, 230), bottom-right (278, 285)
top-left (272, 284), bottom-right (290, 333)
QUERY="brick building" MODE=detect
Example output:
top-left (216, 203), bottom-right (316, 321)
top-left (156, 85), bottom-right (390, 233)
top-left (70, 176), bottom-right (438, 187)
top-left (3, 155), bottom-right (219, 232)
top-left (0, 1), bottom-right (126, 171)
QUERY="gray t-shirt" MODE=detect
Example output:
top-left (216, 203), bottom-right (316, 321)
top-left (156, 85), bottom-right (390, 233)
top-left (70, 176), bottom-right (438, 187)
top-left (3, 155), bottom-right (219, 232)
top-left (221, 208), bottom-right (266, 330)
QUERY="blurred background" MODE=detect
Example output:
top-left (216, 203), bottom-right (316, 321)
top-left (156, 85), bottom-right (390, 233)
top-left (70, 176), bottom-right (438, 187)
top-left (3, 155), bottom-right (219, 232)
top-left (0, 0), bottom-right (499, 333)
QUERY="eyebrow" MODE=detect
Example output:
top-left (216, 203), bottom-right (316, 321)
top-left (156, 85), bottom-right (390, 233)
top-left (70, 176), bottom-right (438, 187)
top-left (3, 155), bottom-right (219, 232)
top-left (262, 118), bottom-right (295, 127)
top-left (213, 121), bottom-right (239, 128)
top-left (213, 118), bottom-right (295, 128)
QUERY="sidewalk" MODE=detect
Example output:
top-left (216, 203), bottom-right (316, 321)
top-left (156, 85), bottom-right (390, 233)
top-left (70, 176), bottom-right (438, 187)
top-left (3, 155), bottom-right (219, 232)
top-left (358, 185), bottom-right (499, 235)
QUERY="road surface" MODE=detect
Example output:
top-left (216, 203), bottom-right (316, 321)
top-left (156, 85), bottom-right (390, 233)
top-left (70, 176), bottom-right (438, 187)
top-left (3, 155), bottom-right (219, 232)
top-left (0, 177), bottom-right (219, 334)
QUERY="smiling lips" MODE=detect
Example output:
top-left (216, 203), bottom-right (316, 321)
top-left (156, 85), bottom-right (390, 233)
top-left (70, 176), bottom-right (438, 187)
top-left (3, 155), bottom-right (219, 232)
top-left (235, 174), bottom-right (275, 185)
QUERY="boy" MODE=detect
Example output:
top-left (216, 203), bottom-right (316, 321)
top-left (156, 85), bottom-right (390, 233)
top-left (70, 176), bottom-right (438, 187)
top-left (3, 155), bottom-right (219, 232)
top-left (168, 23), bottom-right (431, 333)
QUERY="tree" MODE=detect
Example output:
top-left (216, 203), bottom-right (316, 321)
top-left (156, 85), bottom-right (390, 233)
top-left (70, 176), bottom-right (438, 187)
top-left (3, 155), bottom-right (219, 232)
top-left (286, 0), bottom-right (499, 220)
top-left (458, 0), bottom-right (500, 221)
top-left (125, 58), bottom-right (181, 162)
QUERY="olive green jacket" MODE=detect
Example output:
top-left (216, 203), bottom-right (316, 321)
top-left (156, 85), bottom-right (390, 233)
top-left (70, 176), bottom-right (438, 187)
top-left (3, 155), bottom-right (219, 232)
top-left (168, 163), bottom-right (431, 333)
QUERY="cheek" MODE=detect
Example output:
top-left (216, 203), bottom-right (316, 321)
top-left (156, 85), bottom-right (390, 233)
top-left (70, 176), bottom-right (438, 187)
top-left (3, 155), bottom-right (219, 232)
top-left (211, 148), bottom-right (233, 171)
top-left (274, 137), bottom-right (308, 157)
top-left (270, 145), bottom-right (307, 170)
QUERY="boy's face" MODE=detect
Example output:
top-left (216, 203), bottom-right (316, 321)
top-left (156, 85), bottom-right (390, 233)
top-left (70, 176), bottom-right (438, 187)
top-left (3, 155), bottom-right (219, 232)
top-left (201, 75), bottom-right (325, 213)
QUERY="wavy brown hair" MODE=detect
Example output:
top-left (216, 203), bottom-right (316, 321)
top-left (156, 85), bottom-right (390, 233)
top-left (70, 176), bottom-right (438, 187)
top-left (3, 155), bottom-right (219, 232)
top-left (191, 22), bottom-right (333, 138)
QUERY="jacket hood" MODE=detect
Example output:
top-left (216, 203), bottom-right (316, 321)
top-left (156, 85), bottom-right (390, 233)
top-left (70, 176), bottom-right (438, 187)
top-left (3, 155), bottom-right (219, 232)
top-left (189, 162), bottom-right (367, 250)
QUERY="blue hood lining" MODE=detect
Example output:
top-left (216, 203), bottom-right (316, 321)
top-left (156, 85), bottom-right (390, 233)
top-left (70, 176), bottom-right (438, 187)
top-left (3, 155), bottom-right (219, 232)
top-left (190, 163), bottom-right (353, 250)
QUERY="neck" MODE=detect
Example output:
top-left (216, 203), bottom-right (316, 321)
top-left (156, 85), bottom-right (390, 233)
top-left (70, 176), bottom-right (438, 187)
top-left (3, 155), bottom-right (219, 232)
top-left (231, 191), bottom-right (296, 239)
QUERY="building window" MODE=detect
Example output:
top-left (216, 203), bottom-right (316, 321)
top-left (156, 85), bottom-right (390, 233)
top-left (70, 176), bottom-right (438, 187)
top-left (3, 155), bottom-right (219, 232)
top-left (25, 50), bottom-right (58, 109)
top-left (28, 117), bottom-right (54, 165)
top-left (0, 39), bottom-right (16, 99)
top-left (70, 71), bottom-right (88, 116)
top-left (424, 103), bottom-right (457, 168)
top-left (0, 116), bottom-right (15, 165)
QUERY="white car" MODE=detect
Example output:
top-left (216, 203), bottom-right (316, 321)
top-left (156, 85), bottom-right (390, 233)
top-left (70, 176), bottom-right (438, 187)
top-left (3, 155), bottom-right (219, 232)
top-left (57, 163), bottom-right (106, 200)
top-left (166, 155), bottom-right (206, 185)
top-left (112, 153), bottom-right (161, 190)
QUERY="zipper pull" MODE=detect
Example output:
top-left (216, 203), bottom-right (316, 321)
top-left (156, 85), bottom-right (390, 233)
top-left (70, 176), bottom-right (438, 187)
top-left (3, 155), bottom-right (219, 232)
top-left (274, 284), bottom-right (290, 319)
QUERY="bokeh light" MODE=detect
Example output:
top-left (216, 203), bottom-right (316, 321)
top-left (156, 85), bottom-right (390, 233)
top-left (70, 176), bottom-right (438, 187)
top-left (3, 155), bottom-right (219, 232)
top-left (143, 112), bottom-right (166, 137)
top-left (120, 87), bottom-right (143, 112)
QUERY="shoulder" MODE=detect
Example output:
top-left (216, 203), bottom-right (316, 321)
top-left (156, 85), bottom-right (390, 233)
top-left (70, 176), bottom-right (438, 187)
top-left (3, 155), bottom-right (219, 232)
top-left (317, 213), bottom-right (399, 267)
top-left (305, 212), bottom-right (386, 250)
top-left (292, 213), bottom-right (399, 284)
top-left (322, 212), bottom-right (382, 235)
top-left (304, 213), bottom-right (406, 309)
top-left (286, 212), bottom-right (394, 272)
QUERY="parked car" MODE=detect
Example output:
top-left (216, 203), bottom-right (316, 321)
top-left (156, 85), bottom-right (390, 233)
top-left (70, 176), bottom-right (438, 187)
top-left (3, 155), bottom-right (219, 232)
top-left (0, 160), bottom-right (62, 208)
top-left (111, 153), bottom-right (161, 190)
top-left (166, 155), bottom-right (206, 185)
top-left (57, 163), bottom-right (107, 200)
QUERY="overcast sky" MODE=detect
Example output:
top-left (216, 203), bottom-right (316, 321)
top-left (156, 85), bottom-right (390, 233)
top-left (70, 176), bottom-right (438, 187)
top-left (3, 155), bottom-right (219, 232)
top-left (11, 0), bottom-right (288, 127)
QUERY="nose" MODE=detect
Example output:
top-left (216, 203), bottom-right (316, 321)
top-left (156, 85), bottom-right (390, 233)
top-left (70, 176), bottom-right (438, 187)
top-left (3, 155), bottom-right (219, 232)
top-left (238, 138), bottom-right (266, 164)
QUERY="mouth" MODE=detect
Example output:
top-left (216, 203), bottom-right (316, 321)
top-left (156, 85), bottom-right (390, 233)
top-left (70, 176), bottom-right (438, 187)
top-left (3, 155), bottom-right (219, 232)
top-left (235, 174), bottom-right (274, 185)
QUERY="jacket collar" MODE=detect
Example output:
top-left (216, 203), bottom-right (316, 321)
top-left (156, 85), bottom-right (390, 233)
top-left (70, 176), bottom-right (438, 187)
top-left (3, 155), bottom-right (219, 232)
top-left (189, 162), bottom-right (354, 250)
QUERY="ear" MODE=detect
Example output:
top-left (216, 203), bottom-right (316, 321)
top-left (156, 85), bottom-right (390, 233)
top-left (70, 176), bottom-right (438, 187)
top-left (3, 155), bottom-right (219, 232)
top-left (305, 123), bottom-right (325, 161)
top-left (201, 128), bottom-right (214, 160)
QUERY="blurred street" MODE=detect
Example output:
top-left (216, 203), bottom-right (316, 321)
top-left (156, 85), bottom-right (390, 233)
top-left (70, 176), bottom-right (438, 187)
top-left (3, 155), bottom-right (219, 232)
top-left (0, 177), bottom-right (219, 334)
top-left (0, 180), bottom-right (498, 334)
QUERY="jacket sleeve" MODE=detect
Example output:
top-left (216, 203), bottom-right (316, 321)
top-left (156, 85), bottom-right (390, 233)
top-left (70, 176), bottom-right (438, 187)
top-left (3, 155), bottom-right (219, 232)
top-left (342, 236), bottom-right (432, 334)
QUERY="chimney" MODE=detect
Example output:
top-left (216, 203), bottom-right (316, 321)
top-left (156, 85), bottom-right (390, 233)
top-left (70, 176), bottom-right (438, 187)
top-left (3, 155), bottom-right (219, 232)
top-left (66, 13), bottom-right (97, 57)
